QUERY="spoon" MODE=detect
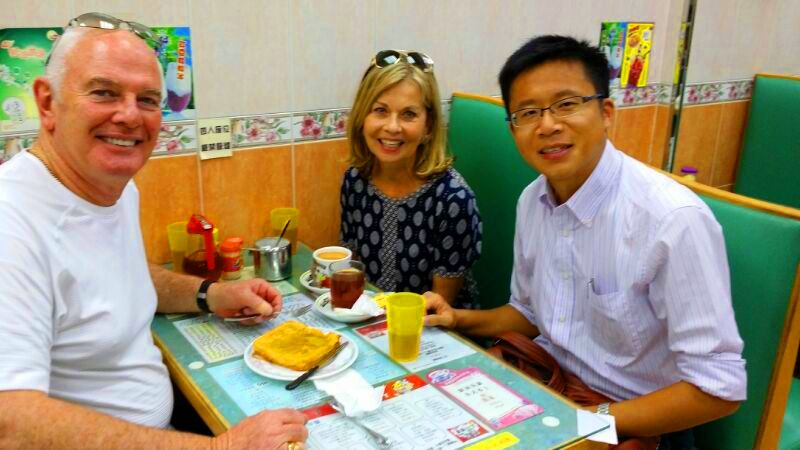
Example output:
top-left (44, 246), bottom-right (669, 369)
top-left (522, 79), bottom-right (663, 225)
top-left (276, 218), bottom-right (291, 248)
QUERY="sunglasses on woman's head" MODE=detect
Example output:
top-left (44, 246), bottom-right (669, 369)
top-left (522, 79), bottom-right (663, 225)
top-left (371, 50), bottom-right (434, 73)
top-left (46, 12), bottom-right (158, 66)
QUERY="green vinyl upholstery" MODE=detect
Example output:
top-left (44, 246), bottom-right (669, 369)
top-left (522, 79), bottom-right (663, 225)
top-left (447, 93), bottom-right (538, 309)
top-left (780, 378), bottom-right (800, 450)
top-left (734, 75), bottom-right (800, 209)
top-left (690, 194), bottom-right (800, 449)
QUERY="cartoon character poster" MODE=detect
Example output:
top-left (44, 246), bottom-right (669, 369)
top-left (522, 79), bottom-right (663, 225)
top-left (0, 28), bottom-right (58, 132)
top-left (0, 26), bottom-right (194, 133)
top-left (599, 22), bottom-right (627, 88)
top-left (620, 23), bottom-right (654, 88)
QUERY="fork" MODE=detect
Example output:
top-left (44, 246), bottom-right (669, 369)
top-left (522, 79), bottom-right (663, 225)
top-left (329, 399), bottom-right (392, 449)
top-left (223, 304), bottom-right (312, 322)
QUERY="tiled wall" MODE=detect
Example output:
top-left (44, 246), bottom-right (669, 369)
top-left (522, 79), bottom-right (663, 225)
top-left (4, 0), bottom-right (792, 262)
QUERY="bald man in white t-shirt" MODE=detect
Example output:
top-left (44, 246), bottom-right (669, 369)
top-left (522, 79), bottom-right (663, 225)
top-left (0, 15), bottom-right (307, 450)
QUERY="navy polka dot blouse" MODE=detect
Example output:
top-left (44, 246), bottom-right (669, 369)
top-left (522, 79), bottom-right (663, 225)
top-left (339, 167), bottom-right (483, 308)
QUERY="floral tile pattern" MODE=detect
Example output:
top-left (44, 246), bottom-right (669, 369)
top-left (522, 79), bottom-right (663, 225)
top-left (231, 114), bottom-right (292, 147)
top-left (154, 121), bottom-right (197, 155)
top-left (683, 79), bottom-right (753, 105)
top-left (292, 110), bottom-right (348, 141)
top-left (0, 133), bottom-right (36, 164)
top-left (610, 83), bottom-right (673, 107)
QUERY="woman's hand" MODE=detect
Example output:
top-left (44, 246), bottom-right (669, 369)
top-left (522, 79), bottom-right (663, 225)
top-left (423, 291), bottom-right (457, 329)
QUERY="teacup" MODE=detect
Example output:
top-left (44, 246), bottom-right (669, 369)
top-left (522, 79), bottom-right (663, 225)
top-left (312, 246), bottom-right (352, 287)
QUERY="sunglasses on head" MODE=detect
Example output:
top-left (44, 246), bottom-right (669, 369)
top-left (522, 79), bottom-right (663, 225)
top-left (370, 50), bottom-right (434, 73)
top-left (46, 12), bottom-right (159, 66)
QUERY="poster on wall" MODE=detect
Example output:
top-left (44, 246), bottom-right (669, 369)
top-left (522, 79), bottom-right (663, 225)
top-left (620, 23), bottom-right (654, 88)
top-left (0, 28), bottom-right (58, 133)
top-left (0, 26), bottom-right (194, 133)
top-left (599, 22), bottom-right (627, 88)
top-left (599, 22), bottom-right (654, 88)
top-left (152, 27), bottom-right (195, 121)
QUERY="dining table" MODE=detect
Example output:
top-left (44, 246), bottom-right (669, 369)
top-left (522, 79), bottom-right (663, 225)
top-left (151, 243), bottom-right (610, 449)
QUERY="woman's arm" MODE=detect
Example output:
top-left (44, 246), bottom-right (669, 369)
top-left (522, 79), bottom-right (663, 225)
top-left (431, 275), bottom-right (464, 304)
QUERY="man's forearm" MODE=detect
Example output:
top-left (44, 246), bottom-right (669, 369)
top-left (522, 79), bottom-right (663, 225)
top-left (149, 263), bottom-right (204, 313)
top-left (454, 304), bottom-right (539, 338)
top-left (0, 391), bottom-right (214, 450)
top-left (609, 381), bottom-right (739, 437)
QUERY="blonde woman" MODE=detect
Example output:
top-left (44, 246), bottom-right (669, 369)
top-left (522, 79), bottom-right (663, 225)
top-left (340, 50), bottom-right (482, 307)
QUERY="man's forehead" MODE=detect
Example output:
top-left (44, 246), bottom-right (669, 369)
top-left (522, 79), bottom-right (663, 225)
top-left (66, 32), bottom-right (161, 88)
top-left (510, 62), bottom-right (593, 106)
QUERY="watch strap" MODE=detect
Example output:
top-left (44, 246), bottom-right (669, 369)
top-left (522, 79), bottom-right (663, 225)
top-left (196, 279), bottom-right (215, 313)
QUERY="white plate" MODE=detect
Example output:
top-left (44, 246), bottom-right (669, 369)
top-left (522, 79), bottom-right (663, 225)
top-left (299, 270), bottom-right (329, 295)
top-left (314, 291), bottom-right (381, 323)
top-left (244, 332), bottom-right (358, 381)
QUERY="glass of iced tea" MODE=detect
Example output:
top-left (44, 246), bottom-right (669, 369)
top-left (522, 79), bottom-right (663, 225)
top-left (329, 260), bottom-right (365, 309)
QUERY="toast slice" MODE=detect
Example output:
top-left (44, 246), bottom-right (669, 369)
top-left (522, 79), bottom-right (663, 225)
top-left (253, 321), bottom-right (340, 371)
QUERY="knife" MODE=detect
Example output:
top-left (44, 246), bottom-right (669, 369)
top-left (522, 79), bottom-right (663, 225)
top-left (285, 341), bottom-right (349, 391)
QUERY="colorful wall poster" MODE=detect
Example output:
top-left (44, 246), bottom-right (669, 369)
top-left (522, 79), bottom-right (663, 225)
top-left (152, 27), bottom-right (195, 121)
top-left (0, 27), bottom-right (59, 132)
top-left (599, 22), bottom-right (627, 88)
top-left (620, 23), bottom-right (654, 88)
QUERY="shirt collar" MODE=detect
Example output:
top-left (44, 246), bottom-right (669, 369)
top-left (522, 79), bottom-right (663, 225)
top-left (538, 140), bottom-right (622, 226)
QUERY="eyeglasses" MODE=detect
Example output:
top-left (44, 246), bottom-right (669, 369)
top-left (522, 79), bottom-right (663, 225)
top-left (371, 50), bottom-right (434, 73)
top-left (46, 12), bottom-right (158, 66)
top-left (507, 94), bottom-right (606, 128)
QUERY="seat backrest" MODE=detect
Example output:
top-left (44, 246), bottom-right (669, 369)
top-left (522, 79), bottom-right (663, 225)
top-left (734, 74), bottom-right (800, 209)
top-left (676, 178), bottom-right (800, 450)
top-left (447, 93), bottom-right (539, 309)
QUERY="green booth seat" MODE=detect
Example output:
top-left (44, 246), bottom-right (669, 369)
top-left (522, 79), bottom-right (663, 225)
top-left (447, 91), bottom-right (800, 450)
top-left (448, 92), bottom-right (538, 310)
top-left (780, 378), bottom-right (800, 450)
top-left (681, 179), bottom-right (800, 450)
top-left (734, 74), bottom-right (800, 209)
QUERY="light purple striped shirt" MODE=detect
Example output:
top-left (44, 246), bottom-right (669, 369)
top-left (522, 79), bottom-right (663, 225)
top-left (509, 141), bottom-right (747, 402)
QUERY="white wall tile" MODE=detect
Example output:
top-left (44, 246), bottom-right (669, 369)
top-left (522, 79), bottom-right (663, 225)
top-left (189, 0), bottom-right (291, 117)
top-left (289, 0), bottom-right (375, 111)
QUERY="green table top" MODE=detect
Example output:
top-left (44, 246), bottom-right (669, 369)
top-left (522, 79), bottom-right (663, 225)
top-left (152, 244), bottom-right (607, 449)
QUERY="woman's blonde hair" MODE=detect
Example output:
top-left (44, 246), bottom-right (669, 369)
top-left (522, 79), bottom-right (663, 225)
top-left (346, 61), bottom-right (451, 178)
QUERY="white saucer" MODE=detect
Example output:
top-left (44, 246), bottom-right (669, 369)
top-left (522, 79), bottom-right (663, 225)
top-left (299, 270), bottom-right (329, 295)
top-left (314, 291), bottom-right (381, 323)
top-left (244, 332), bottom-right (358, 381)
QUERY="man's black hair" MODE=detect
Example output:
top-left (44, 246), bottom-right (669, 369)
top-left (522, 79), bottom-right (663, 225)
top-left (498, 35), bottom-right (610, 116)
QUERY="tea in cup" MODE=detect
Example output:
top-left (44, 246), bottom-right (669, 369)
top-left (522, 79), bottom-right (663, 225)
top-left (330, 260), bottom-right (365, 309)
top-left (312, 246), bottom-right (352, 287)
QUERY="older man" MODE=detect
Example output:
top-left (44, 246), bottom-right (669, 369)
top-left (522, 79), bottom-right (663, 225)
top-left (0, 14), bottom-right (306, 449)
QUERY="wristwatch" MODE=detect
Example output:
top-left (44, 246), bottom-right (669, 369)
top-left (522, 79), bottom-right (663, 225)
top-left (196, 279), bottom-right (215, 313)
top-left (596, 402), bottom-right (612, 415)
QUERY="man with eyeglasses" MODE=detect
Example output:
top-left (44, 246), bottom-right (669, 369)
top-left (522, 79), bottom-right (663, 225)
top-left (424, 35), bottom-right (745, 448)
top-left (0, 14), bottom-right (306, 450)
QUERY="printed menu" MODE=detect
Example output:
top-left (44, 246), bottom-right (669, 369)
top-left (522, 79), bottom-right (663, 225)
top-left (353, 321), bottom-right (476, 372)
top-left (304, 375), bottom-right (494, 450)
top-left (427, 368), bottom-right (543, 429)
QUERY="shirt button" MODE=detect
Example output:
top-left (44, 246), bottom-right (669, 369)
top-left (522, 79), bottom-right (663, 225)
top-left (559, 316), bottom-right (566, 323)
top-left (561, 272), bottom-right (570, 280)
top-left (561, 229), bottom-right (569, 237)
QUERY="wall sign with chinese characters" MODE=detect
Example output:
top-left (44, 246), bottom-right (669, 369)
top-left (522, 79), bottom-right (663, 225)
top-left (197, 118), bottom-right (232, 160)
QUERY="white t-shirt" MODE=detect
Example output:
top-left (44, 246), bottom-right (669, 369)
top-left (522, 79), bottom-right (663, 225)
top-left (0, 152), bottom-right (173, 428)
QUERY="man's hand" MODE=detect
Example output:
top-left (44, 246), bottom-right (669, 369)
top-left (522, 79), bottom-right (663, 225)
top-left (214, 408), bottom-right (308, 450)
top-left (208, 279), bottom-right (282, 324)
top-left (423, 291), bottom-right (457, 328)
